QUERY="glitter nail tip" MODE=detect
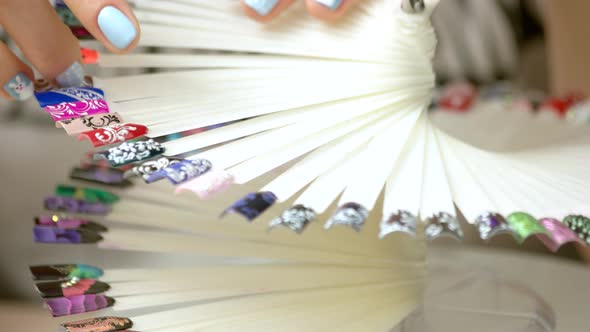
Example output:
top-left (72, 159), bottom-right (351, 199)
top-left (60, 316), bottom-right (133, 332)
top-left (269, 205), bottom-right (316, 234)
top-left (506, 212), bottom-right (548, 242)
top-left (536, 218), bottom-right (586, 252)
top-left (36, 279), bottom-right (110, 298)
top-left (425, 212), bottom-right (463, 241)
top-left (379, 210), bottom-right (418, 239)
top-left (222, 192), bottom-right (278, 221)
top-left (175, 171), bottom-right (235, 199)
top-left (324, 203), bottom-right (369, 232)
top-left (563, 215), bottom-right (590, 244)
top-left (474, 212), bottom-right (515, 241)
top-left (46, 294), bottom-right (115, 317)
top-left (30, 264), bottom-right (104, 281)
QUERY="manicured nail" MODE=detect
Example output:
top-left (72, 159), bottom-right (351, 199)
top-left (3, 73), bottom-right (33, 100)
top-left (424, 212), bottom-right (463, 241)
top-left (30, 264), bottom-right (104, 281)
top-left (45, 294), bottom-right (115, 317)
top-left (379, 210), bottom-right (418, 239)
top-left (222, 192), bottom-right (278, 221)
top-left (244, 0), bottom-right (279, 16)
top-left (269, 205), bottom-right (316, 234)
top-left (97, 6), bottom-right (137, 50)
top-left (56, 62), bottom-right (85, 88)
top-left (324, 203), bottom-right (369, 232)
top-left (36, 279), bottom-right (110, 298)
top-left (61, 316), bottom-right (133, 332)
top-left (315, 0), bottom-right (343, 10)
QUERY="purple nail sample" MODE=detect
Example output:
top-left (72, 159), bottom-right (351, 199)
top-left (222, 192), bottom-right (278, 221)
top-left (33, 226), bottom-right (103, 244)
top-left (45, 294), bottom-right (115, 317)
top-left (44, 196), bottom-right (111, 215)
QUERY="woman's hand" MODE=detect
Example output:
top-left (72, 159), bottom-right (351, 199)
top-left (241, 0), bottom-right (364, 23)
top-left (0, 0), bottom-right (139, 101)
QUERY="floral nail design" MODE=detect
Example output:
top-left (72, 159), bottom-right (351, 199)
top-left (379, 210), bottom-right (418, 239)
top-left (161, 159), bottom-right (213, 185)
top-left (60, 113), bottom-right (124, 135)
top-left (425, 212), bottom-right (463, 241)
top-left (269, 205), bottom-right (316, 234)
top-left (45, 99), bottom-right (110, 122)
top-left (223, 192), bottom-right (278, 221)
top-left (78, 123), bottom-right (148, 147)
top-left (94, 139), bottom-right (165, 167)
top-left (3, 73), bottom-right (33, 100)
top-left (324, 203), bottom-right (369, 232)
top-left (35, 87), bottom-right (104, 107)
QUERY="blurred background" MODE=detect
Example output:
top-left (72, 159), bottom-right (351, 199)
top-left (1, 0), bottom-right (589, 330)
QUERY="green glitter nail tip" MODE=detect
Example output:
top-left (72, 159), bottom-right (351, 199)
top-left (506, 212), bottom-right (548, 242)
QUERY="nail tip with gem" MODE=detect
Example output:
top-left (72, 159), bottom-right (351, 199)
top-left (379, 210), bottom-right (418, 239)
top-left (506, 212), bottom-right (548, 242)
top-left (474, 212), bottom-right (516, 241)
top-left (425, 212), bottom-right (463, 241)
top-left (324, 203), bottom-right (369, 232)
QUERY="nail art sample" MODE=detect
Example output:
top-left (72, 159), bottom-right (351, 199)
top-left (244, 0), bottom-right (279, 16)
top-left (70, 26), bottom-right (93, 39)
top-left (70, 166), bottom-right (130, 187)
top-left (315, 0), bottom-right (342, 10)
top-left (56, 185), bottom-right (119, 204)
top-left (536, 218), bottom-right (586, 252)
top-left (175, 170), bottom-right (235, 199)
top-left (3, 72), bottom-right (34, 100)
top-left (506, 212), bottom-right (548, 242)
top-left (98, 6), bottom-right (138, 49)
top-left (401, 0), bottom-right (426, 14)
top-left (56, 62), bottom-right (86, 88)
top-left (36, 215), bottom-right (108, 232)
top-left (34, 226), bottom-right (104, 244)
top-left (61, 316), bottom-right (133, 332)
top-left (324, 203), bottom-right (369, 232)
top-left (34, 78), bottom-right (57, 92)
top-left (162, 159), bottom-right (213, 185)
top-left (44, 99), bottom-right (110, 122)
top-left (30, 264), bottom-right (104, 281)
top-left (46, 294), bottom-right (115, 317)
top-left (81, 48), bottom-right (99, 65)
top-left (55, 3), bottom-right (82, 26)
top-left (94, 139), bottom-right (165, 167)
top-left (474, 212), bottom-right (516, 241)
top-left (35, 87), bottom-right (104, 107)
top-left (36, 279), bottom-right (110, 298)
top-left (379, 210), bottom-right (418, 239)
top-left (223, 192), bottom-right (278, 221)
top-left (44, 196), bottom-right (111, 215)
top-left (60, 113), bottom-right (124, 135)
top-left (124, 157), bottom-right (182, 181)
top-left (269, 205), bottom-right (316, 234)
top-left (78, 123), bottom-right (148, 147)
top-left (424, 212), bottom-right (463, 241)
top-left (563, 215), bottom-right (590, 244)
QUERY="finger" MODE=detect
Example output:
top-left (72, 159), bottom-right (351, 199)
top-left (63, 0), bottom-right (140, 53)
top-left (241, 0), bottom-right (296, 23)
top-left (0, 0), bottom-right (84, 87)
top-left (305, 0), bottom-right (363, 22)
top-left (0, 42), bottom-right (34, 101)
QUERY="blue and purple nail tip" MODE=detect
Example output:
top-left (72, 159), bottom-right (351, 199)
top-left (315, 0), bottom-right (343, 10)
top-left (34, 226), bottom-right (104, 244)
top-left (44, 196), bottom-right (111, 215)
top-left (424, 212), bottom-right (463, 241)
top-left (145, 158), bottom-right (212, 184)
top-left (93, 139), bottom-right (165, 167)
top-left (324, 203), bottom-right (369, 232)
top-left (30, 264), bottom-right (104, 281)
top-left (35, 279), bottom-right (110, 298)
top-left (222, 192), bottom-right (278, 221)
top-left (124, 157), bottom-right (183, 181)
top-left (563, 215), bottom-right (590, 244)
top-left (269, 205), bottom-right (317, 234)
top-left (474, 212), bottom-right (516, 241)
top-left (46, 294), bottom-right (115, 317)
top-left (36, 214), bottom-right (108, 233)
top-left (35, 86), bottom-right (104, 107)
top-left (70, 166), bottom-right (130, 187)
top-left (379, 210), bottom-right (418, 239)
top-left (60, 316), bottom-right (134, 332)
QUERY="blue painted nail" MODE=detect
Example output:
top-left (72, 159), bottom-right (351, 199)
top-left (4, 73), bottom-right (33, 100)
top-left (244, 0), bottom-right (280, 16)
top-left (97, 6), bottom-right (137, 49)
top-left (315, 0), bottom-right (343, 10)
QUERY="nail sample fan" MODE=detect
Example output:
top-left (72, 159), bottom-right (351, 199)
top-left (27, 0), bottom-right (590, 331)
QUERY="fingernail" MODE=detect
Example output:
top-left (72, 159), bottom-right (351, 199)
top-left (97, 6), bottom-right (137, 50)
top-left (35, 215), bottom-right (108, 233)
top-left (315, 0), bottom-right (343, 10)
top-left (244, 0), bottom-right (280, 16)
top-left (3, 73), bottom-right (33, 100)
top-left (55, 185), bottom-right (119, 204)
top-left (44, 196), bottom-right (112, 215)
top-left (30, 264), bottom-right (104, 281)
top-left (33, 226), bottom-right (104, 244)
top-left (56, 62), bottom-right (85, 88)
top-left (175, 170), bottom-right (235, 199)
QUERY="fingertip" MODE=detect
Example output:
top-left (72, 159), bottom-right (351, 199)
top-left (96, 5), bottom-right (140, 53)
top-left (241, 0), bottom-right (294, 23)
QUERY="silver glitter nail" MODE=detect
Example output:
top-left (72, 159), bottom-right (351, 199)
top-left (425, 212), bottom-right (463, 241)
top-left (475, 212), bottom-right (515, 241)
top-left (324, 203), bottom-right (369, 232)
top-left (269, 205), bottom-right (316, 234)
top-left (56, 62), bottom-right (86, 88)
top-left (379, 210), bottom-right (418, 239)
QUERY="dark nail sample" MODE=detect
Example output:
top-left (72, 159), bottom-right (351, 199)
top-left (379, 210), bottom-right (418, 239)
top-left (324, 203), bottom-right (369, 232)
top-left (46, 294), bottom-right (115, 317)
top-left (474, 212), bottom-right (515, 241)
top-left (269, 205), bottom-right (316, 234)
top-left (222, 192), bottom-right (278, 221)
top-left (563, 215), bottom-right (590, 244)
top-left (44, 196), bottom-right (111, 215)
top-left (34, 226), bottom-right (103, 244)
top-left (36, 279), bottom-right (110, 298)
top-left (93, 139), bottom-right (165, 167)
top-left (424, 212), bottom-right (463, 241)
top-left (60, 316), bottom-right (133, 332)
top-left (56, 185), bottom-right (119, 204)
top-left (35, 215), bottom-right (108, 232)
top-left (70, 166), bottom-right (131, 187)
top-left (35, 87), bottom-right (104, 108)
top-left (30, 264), bottom-right (104, 281)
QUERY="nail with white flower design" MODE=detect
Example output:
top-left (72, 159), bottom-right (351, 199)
top-left (3, 73), bottom-right (34, 101)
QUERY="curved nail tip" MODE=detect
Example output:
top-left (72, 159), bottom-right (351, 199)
top-left (379, 210), bottom-right (418, 239)
top-left (30, 264), bottom-right (104, 281)
top-left (222, 192), bottom-right (278, 222)
top-left (401, 0), bottom-right (426, 14)
top-left (177, 171), bottom-right (235, 199)
top-left (315, 0), bottom-right (343, 10)
top-left (268, 205), bottom-right (317, 234)
top-left (36, 279), bottom-right (110, 298)
top-left (537, 218), bottom-right (586, 252)
top-left (474, 212), bottom-right (518, 241)
top-left (425, 212), bottom-right (463, 241)
top-left (506, 212), bottom-right (548, 242)
top-left (45, 294), bottom-right (116, 317)
top-left (33, 227), bottom-right (104, 244)
top-left (60, 316), bottom-right (133, 332)
top-left (162, 159), bottom-right (213, 185)
top-left (563, 215), bottom-right (590, 244)
top-left (244, 0), bottom-right (280, 16)
top-left (324, 203), bottom-right (369, 232)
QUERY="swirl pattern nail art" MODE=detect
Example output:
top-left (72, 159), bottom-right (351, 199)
top-left (60, 113), bottom-right (124, 135)
top-left (269, 205), bottom-right (316, 233)
top-left (79, 123), bottom-right (148, 147)
top-left (325, 203), bottom-right (369, 232)
top-left (44, 99), bottom-right (110, 121)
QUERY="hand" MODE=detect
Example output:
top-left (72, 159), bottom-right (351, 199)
top-left (0, 0), bottom-right (140, 101)
top-left (241, 0), bottom-right (364, 23)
